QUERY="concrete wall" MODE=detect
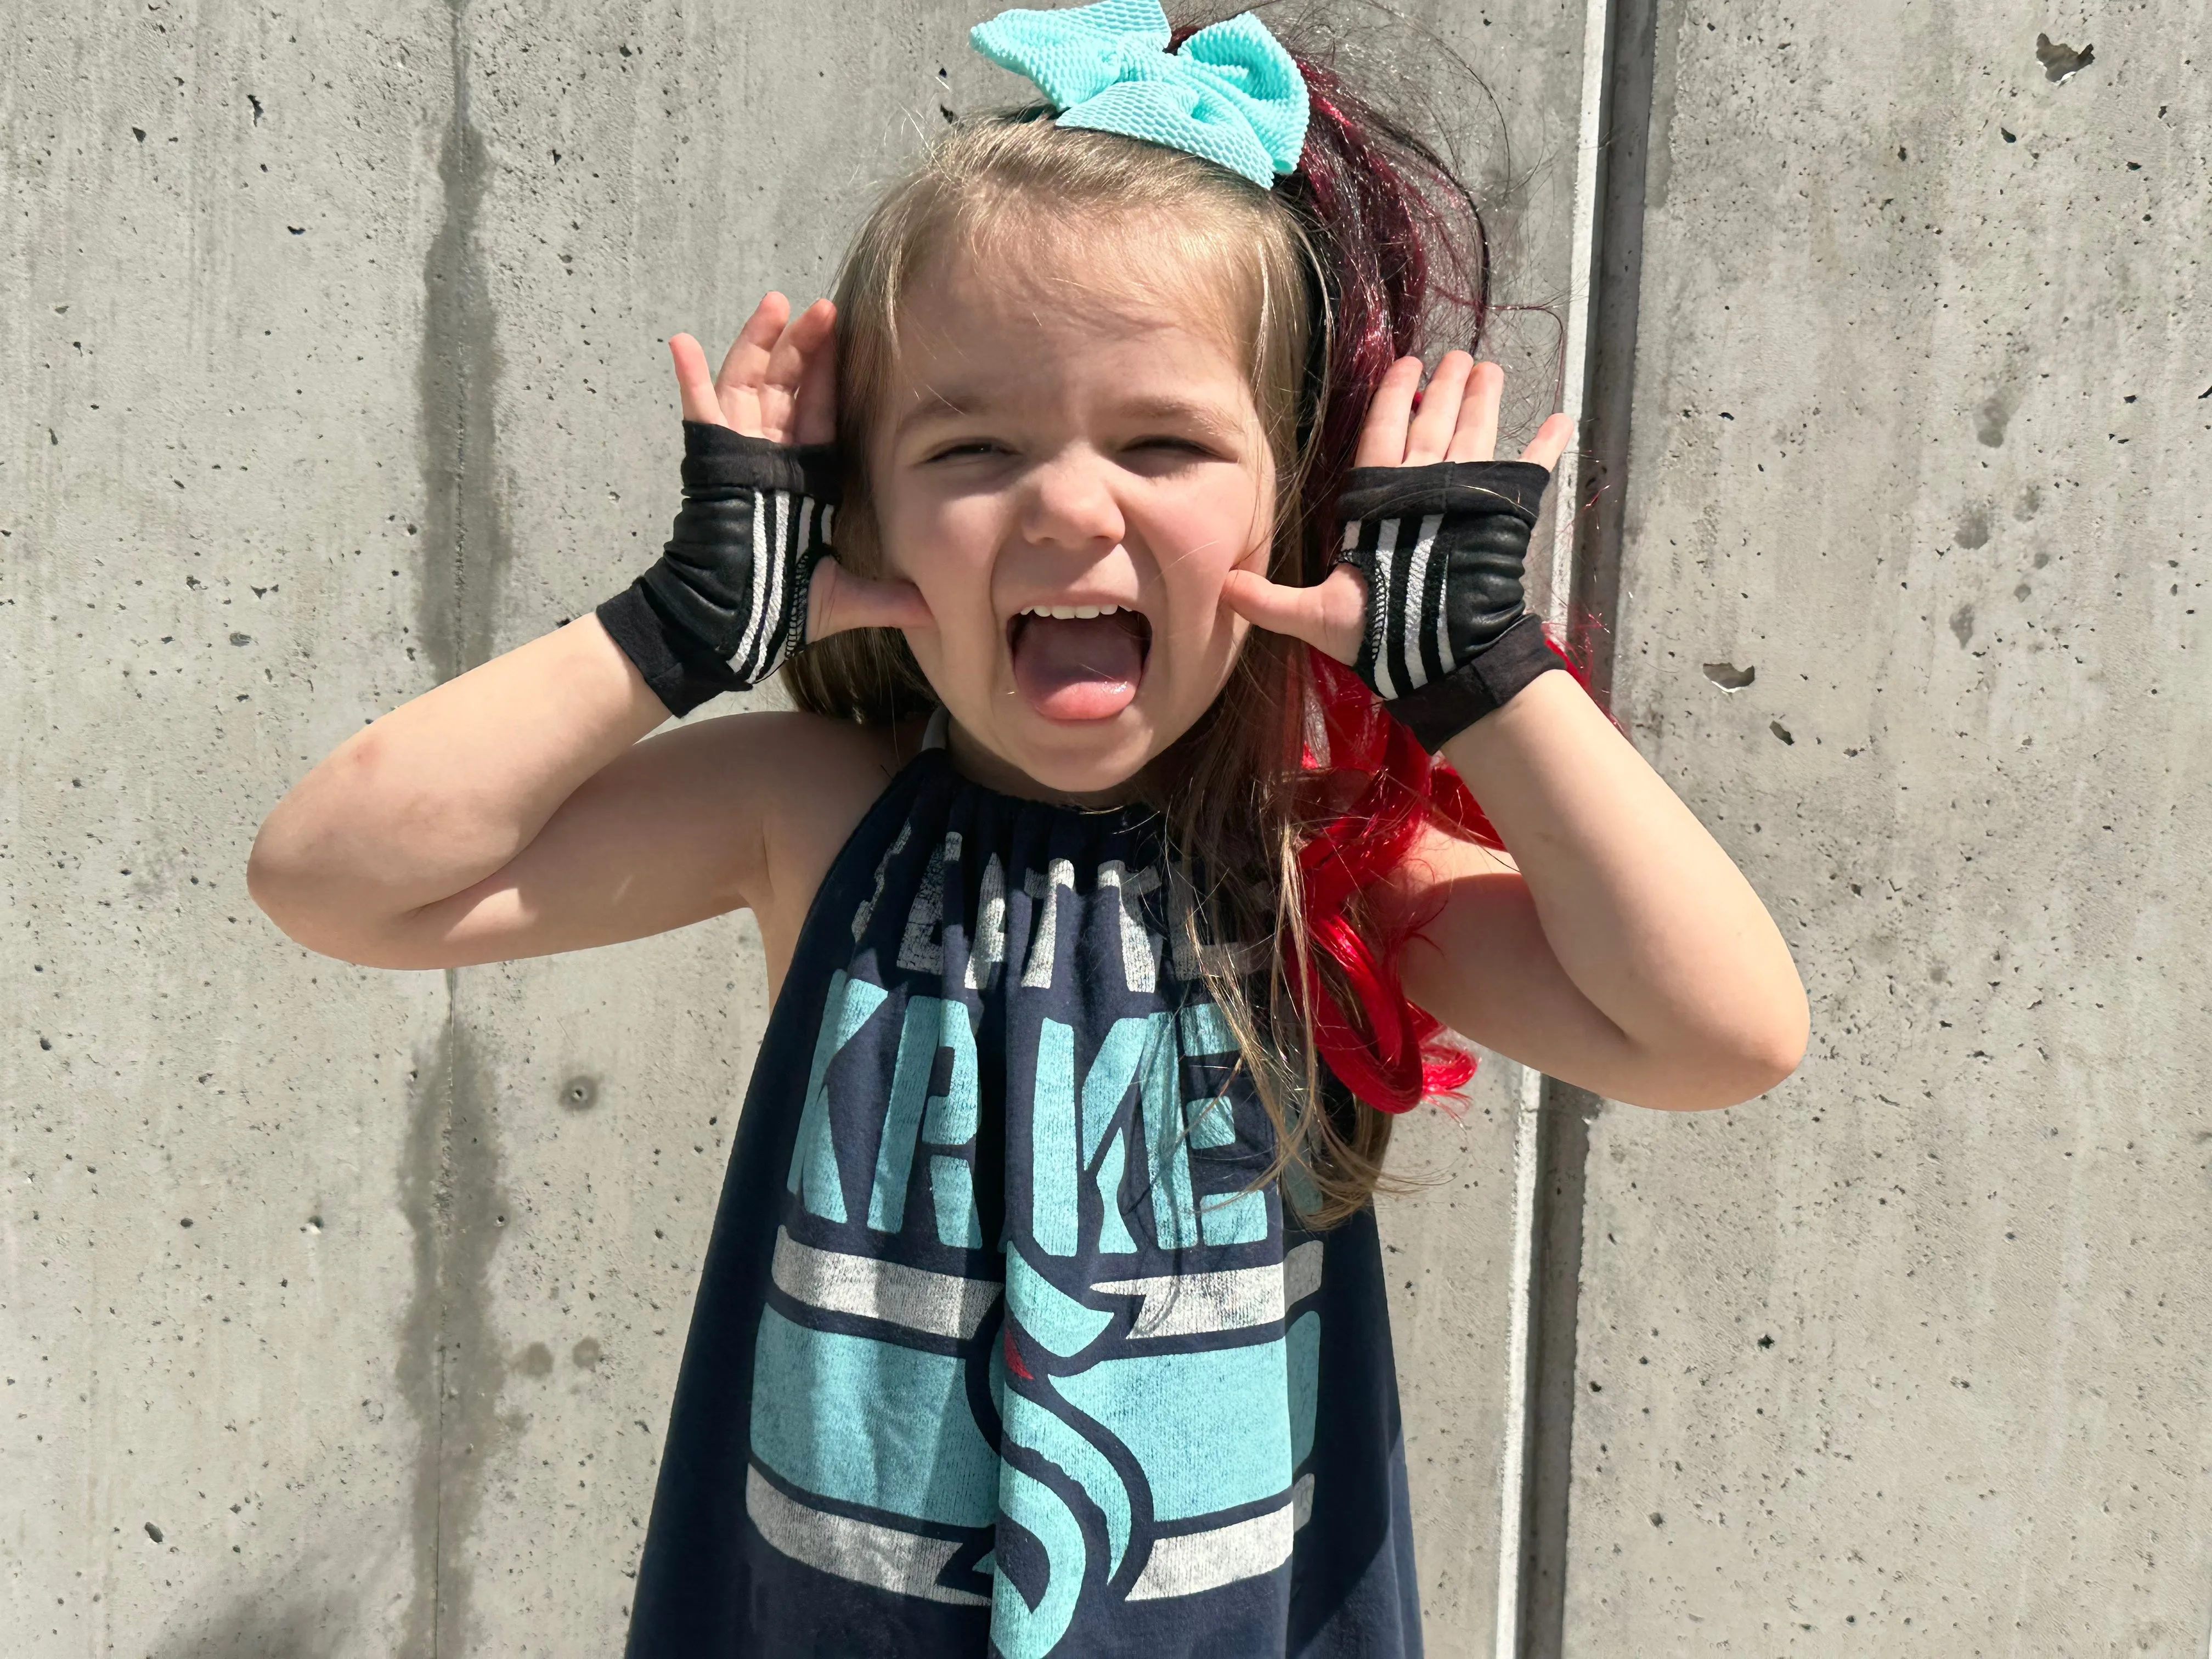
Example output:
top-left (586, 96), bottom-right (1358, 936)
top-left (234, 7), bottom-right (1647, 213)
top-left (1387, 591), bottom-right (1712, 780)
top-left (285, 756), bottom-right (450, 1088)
top-left (18, 2), bottom-right (2205, 1655)
top-left (1561, 2), bottom-right (2212, 1653)
top-left (1, 3), bottom-right (1591, 1655)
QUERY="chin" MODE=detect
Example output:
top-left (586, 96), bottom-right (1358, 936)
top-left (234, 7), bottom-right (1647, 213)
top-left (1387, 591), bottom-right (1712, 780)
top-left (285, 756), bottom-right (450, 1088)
top-left (957, 701), bottom-right (1171, 804)
top-left (1010, 714), bottom-right (1161, 797)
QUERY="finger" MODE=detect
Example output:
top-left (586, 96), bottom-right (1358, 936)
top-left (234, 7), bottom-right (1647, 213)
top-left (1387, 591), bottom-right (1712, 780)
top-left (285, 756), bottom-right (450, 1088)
top-left (762, 298), bottom-right (837, 447)
top-left (1353, 357), bottom-right (1425, 469)
top-left (1219, 565), bottom-right (1367, 665)
top-left (1404, 352), bottom-right (1473, 465)
top-left (791, 300), bottom-right (838, 448)
top-left (1446, 360), bottom-right (1506, 464)
top-left (669, 335), bottom-right (725, 426)
top-left (714, 293), bottom-right (792, 437)
top-left (807, 557), bottom-right (934, 641)
top-left (1518, 411), bottom-right (1575, 475)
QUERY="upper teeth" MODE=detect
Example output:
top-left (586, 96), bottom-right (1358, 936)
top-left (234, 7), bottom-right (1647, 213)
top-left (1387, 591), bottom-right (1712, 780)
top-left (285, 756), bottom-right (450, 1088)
top-left (1022, 604), bottom-right (1122, 620)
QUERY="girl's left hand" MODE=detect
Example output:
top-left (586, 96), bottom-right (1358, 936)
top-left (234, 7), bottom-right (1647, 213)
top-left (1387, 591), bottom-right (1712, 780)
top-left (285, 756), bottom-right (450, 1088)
top-left (1220, 352), bottom-right (1575, 662)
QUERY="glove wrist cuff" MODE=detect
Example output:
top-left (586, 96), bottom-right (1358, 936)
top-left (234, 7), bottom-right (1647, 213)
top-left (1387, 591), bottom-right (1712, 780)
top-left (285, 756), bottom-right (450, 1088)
top-left (1383, 613), bottom-right (1562, 751)
top-left (596, 581), bottom-right (742, 719)
top-left (678, 421), bottom-right (840, 501)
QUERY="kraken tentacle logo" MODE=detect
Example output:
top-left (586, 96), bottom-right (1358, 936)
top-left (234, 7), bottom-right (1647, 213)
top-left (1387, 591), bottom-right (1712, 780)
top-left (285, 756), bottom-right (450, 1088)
top-left (748, 835), bottom-right (1319, 1655)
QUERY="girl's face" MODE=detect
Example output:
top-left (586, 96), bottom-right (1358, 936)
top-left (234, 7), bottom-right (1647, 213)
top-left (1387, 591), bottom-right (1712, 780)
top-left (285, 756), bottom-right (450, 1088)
top-left (867, 228), bottom-right (1276, 804)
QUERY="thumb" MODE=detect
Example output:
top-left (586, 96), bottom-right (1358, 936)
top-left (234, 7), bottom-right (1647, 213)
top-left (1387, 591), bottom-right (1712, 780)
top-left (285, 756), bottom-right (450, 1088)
top-left (1221, 565), bottom-right (1367, 666)
top-left (807, 556), bottom-right (933, 641)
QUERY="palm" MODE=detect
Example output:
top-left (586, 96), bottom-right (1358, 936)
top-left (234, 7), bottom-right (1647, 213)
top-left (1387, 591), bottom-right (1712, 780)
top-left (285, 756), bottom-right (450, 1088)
top-left (669, 292), bottom-right (837, 447)
top-left (660, 294), bottom-right (929, 642)
top-left (1222, 353), bottom-right (1575, 664)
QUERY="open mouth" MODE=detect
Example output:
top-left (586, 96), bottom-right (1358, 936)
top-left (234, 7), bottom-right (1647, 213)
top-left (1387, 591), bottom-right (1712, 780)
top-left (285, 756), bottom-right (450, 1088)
top-left (1007, 603), bottom-right (1153, 723)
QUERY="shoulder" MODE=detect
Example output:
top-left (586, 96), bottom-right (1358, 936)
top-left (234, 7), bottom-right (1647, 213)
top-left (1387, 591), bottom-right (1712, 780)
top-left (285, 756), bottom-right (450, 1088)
top-left (670, 707), bottom-right (924, 973)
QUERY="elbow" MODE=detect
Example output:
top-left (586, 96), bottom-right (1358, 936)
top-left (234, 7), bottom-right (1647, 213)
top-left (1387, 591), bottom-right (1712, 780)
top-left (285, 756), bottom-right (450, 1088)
top-left (1704, 1020), bottom-right (1808, 1110)
top-left (1629, 992), bottom-right (1810, 1113)
top-left (247, 838), bottom-right (333, 958)
top-left (245, 826), bottom-right (304, 938)
top-left (245, 824), bottom-right (375, 963)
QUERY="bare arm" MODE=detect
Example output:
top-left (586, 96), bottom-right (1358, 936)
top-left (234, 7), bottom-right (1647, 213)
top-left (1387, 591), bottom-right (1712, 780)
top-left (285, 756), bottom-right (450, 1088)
top-left (1224, 353), bottom-right (1806, 1110)
top-left (249, 293), bottom-right (924, 973)
top-left (1395, 676), bottom-right (1807, 1109)
top-left (247, 616), bottom-right (679, 965)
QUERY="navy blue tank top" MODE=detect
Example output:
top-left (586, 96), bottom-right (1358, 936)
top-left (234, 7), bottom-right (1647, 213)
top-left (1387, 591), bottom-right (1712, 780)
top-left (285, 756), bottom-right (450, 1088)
top-left (625, 723), bottom-right (1422, 1657)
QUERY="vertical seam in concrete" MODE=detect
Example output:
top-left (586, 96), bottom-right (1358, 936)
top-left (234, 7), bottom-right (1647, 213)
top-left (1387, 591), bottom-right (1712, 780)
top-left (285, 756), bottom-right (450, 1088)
top-left (403, 2), bottom-right (513, 1652)
top-left (432, 980), bottom-right (456, 1659)
top-left (1567, 0), bottom-right (1661, 709)
top-left (1534, 0), bottom-right (1614, 637)
top-left (1493, 1), bottom-right (1615, 1653)
top-left (398, 1023), bottom-right (458, 1659)
top-left (1491, 1065), bottom-right (1547, 1659)
top-left (1521, 1084), bottom-right (1601, 1656)
top-left (1514, 0), bottom-right (1664, 1650)
top-left (417, 0), bottom-right (511, 688)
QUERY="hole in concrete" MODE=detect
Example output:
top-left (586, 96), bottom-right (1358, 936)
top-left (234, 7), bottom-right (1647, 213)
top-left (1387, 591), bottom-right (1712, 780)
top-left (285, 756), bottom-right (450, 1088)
top-left (1702, 662), bottom-right (1756, 691)
top-left (144, 1522), bottom-right (163, 1543)
top-left (1769, 720), bottom-right (1795, 746)
top-left (2035, 33), bottom-right (2092, 82)
top-left (560, 1074), bottom-right (601, 1112)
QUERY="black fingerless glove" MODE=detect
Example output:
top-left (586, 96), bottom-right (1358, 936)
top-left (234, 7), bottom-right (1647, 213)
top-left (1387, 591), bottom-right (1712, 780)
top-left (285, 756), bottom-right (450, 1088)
top-left (1333, 459), bottom-right (1562, 751)
top-left (596, 421), bottom-right (839, 716)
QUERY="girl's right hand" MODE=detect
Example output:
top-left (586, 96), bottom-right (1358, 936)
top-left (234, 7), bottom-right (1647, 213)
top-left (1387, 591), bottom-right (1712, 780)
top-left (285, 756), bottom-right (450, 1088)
top-left (667, 295), bottom-right (928, 646)
top-left (249, 292), bottom-right (922, 979)
top-left (669, 292), bottom-right (837, 445)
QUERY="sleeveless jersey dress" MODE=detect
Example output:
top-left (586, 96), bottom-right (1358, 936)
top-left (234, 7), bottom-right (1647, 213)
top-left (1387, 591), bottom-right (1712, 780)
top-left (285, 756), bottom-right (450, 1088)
top-left (624, 716), bottom-right (1423, 1657)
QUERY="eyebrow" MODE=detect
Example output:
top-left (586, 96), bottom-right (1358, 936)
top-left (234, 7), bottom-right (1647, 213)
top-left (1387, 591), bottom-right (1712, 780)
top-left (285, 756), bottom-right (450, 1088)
top-left (894, 387), bottom-right (1247, 443)
top-left (894, 387), bottom-right (989, 440)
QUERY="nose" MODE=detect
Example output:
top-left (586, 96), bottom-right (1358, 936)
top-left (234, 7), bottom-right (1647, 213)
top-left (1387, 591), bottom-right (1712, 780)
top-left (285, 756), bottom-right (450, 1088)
top-left (1016, 448), bottom-right (1126, 554)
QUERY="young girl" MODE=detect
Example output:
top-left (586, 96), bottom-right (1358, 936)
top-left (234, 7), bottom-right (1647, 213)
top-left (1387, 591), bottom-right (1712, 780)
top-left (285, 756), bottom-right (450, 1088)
top-left (250, 3), bottom-right (1805, 1652)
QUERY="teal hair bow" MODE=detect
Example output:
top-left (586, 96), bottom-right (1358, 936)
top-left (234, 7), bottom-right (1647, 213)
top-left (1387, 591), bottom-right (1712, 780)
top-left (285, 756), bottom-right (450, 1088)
top-left (970, 0), bottom-right (1310, 189)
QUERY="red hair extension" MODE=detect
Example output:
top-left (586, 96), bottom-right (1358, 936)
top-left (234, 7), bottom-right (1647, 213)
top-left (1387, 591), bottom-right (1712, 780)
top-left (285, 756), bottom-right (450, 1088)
top-left (1274, 48), bottom-right (1505, 1112)
top-left (1171, 22), bottom-right (1539, 1114)
top-left (1288, 641), bottom-right (1590, 1114)
top-left (1284, 650), bottom-right (1489, 1113)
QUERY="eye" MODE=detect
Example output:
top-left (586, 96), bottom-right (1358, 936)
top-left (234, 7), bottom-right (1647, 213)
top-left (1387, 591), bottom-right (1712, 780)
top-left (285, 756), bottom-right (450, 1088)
top-left (923, 439), bottom-right (1007, 463)
top-left (1127, 435), bottom-right (1218, 460)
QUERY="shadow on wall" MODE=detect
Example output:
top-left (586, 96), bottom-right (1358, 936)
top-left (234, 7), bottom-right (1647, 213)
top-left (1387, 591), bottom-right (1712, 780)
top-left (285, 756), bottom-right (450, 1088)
top-left (151, 1599), bottom-right (349, 1659)
top-left (145, 1538), bottom-right (399, 1659)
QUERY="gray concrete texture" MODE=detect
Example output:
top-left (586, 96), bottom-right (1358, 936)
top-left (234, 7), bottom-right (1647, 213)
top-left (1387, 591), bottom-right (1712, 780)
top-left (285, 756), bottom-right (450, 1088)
top-left (1565, 2), bottom-right (2212, 1654)
top-left (2, 3), bottom-right (1588, 1654)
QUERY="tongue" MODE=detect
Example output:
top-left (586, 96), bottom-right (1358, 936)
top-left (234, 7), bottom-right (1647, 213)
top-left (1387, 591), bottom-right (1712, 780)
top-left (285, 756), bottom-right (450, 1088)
top-left (1011, 614), bottom-right (1144, 721)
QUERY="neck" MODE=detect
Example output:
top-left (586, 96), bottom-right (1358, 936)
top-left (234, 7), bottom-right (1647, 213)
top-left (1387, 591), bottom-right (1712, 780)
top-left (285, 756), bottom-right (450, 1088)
top-left (943, 717), bottom-right (1144, 811)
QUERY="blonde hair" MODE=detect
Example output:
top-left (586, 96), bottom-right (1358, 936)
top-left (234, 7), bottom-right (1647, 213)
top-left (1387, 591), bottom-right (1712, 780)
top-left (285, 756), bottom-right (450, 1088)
top-left (785, 112), bottom-right (1398, 1222)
